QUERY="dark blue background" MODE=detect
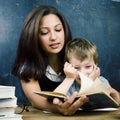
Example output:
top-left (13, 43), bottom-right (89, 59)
top-left (0, 0), bottom-right (120, 104)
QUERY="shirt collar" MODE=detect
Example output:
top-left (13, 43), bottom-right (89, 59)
top-left (45, 65), bottom-right (63, 82)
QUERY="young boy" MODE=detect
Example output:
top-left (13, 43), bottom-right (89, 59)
top-left (64, 38), bottom-right (111, 96)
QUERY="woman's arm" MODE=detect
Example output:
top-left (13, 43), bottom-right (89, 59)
top-left (21, 78), bottom-right (88, 115)
top-left (21, 79), bottom-right (58, 112)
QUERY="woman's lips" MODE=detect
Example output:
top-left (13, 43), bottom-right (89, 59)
top-left (50, 43), bottom-right (60, 49)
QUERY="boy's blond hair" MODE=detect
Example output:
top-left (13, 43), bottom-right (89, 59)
top-left (65, 38), bottom-right (98, 65)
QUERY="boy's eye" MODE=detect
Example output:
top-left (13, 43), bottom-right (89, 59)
top-left (85, 65), bottom-right (91, 69)
top-left (74, 67), bottom-right (80, 71)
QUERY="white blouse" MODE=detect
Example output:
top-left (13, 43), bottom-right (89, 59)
top-left (45, 65), bottom-right (64, 82)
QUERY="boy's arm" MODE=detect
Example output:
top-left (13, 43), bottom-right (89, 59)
top-left (54, 62), bottom-right (77, 94)
top-left (53, 77), bottom-right (75, 94)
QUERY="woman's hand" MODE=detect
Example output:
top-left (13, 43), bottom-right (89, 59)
top-left (53, 92), bottom-right (88, 115)
top-left (109, 87), bottom-right (120, 105)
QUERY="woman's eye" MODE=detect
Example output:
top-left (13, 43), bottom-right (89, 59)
top-left (40, 31), bottom-right (48, 35)
top-left (55, 29), bottom-right (62, 32)
top-left (39, 29), bottom-right (49, 35)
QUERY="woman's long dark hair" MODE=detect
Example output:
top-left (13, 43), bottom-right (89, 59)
top-left (12, 5), bottom-right (72, 81)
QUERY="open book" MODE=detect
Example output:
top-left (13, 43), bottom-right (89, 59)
top-left (34, 73), bottom-right (119, 110)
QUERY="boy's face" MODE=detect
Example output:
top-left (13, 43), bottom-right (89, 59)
top-left (69, 56), bottom-right (95, 77)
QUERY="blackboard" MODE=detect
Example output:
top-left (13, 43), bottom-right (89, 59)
top-left (0, 0), bottom-right (120, 104)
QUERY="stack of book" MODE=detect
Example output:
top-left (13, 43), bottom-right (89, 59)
top-left (0, 85), bottom-right (23, 120)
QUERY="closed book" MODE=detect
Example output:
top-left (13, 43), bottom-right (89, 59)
top-left (0, 85), bottom-right (15, 99)
top-left (0, 97), bottom-right (17, 108)
top-left (0, 106), bottom-right (17, 115)
top-left (0, 114), bottom-right (23, 120)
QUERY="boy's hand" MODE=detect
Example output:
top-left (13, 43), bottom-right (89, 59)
top-left (88, 64), bottom-right (100, 81)
top-left (64, 62), bottom-right (78, 79)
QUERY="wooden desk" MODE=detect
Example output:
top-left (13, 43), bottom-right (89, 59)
top-left (19, 106), bottom-right (120, 120)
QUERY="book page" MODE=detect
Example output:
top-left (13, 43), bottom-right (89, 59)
top-left (78, 78), bottom-right (109, 95)
top-left (78, 72), bottom-right (94, 94)
top-left (77, 75), bottom-right (119, 107)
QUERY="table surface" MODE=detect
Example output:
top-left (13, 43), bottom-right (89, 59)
top-left (16, 106), bottom-right (120, 120)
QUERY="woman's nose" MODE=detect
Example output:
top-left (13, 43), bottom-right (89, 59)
top-left (50, 31), bottom-right (57, 40)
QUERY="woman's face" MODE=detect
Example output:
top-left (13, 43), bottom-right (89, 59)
top-left (39, 14), bottom-right (65, 55)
